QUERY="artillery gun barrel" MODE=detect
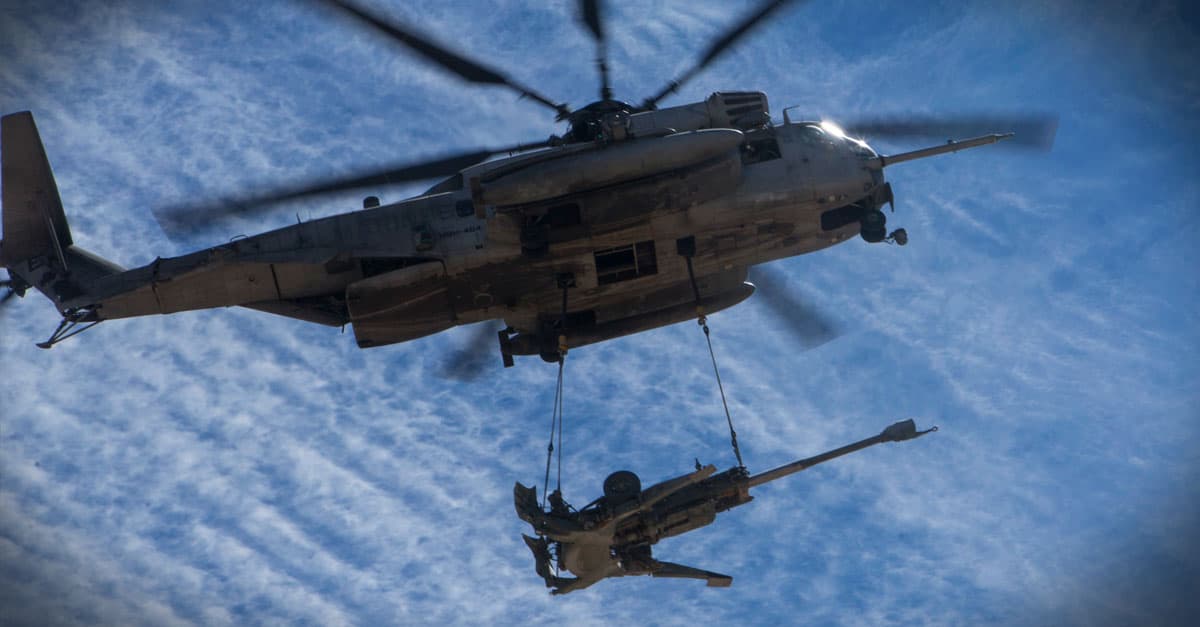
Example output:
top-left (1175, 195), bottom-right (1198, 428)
top-left (746, 419), bottom-right (935, 489)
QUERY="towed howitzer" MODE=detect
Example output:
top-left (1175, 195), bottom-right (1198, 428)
top-left (514, 419), bottom-right (936, 594)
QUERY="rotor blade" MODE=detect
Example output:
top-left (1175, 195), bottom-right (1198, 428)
top-left (320, 0), bottom-right (569, 118)
top-left (746, 265), bottom-right (840, 350)
top-left (439, 321), bottom-right (503, 381)
top-left (843, 113), bottom-right (1059, 150)
top-left (154, 140), bottom-right (551, 237)
top-left (579, 0), bottom-right (612, 100)
top-left (642, 0), bottom-right (804, 109)
top-left (580, 0), bottom-right (604, 41)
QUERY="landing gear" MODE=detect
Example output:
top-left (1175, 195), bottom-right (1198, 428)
top-left (859, 209), bottom-right (888, 243)
top-left (500, 273), bottom-right (575, 366)
top-left (36, 308), bottom-right (100, 349)
top-left (860, 211), bottom-right (907, 246)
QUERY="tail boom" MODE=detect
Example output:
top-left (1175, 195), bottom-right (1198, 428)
top-left (2, 111), bottom-right (123, 320)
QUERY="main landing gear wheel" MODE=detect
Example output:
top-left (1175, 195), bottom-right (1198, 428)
top-left (859, 209), bottom-right (887, 243)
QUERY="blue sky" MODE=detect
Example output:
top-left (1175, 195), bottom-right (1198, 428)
top-left (1, 1), bottom-right (1197, 625)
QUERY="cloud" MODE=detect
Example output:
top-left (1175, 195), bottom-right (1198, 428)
top-left (2, 0), bottom-right (1198, 625)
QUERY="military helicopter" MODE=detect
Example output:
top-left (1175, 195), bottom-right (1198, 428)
top-left (0, 0), bottom-right (1054, 369)
top-left (515, 418), bottom-right (937, 594)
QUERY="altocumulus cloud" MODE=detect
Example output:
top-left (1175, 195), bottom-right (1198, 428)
top-left (1, 1), bottom-right (1198, 625)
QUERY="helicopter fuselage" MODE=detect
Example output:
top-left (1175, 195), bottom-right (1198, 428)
top-left (5, 93), bottom-right (899, 361)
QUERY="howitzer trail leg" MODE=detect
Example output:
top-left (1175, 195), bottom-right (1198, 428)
top-left (649, 560), bottom-right (733, 587)
top-left (521, 535), bottom-right (594, 594)
top-left (549, 576), bottom-right (599, 595)
top-left (522, 535), bottom-right (557, 588)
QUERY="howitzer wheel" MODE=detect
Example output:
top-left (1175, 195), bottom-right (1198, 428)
top-left (603, 470), bottom-right (641, 503)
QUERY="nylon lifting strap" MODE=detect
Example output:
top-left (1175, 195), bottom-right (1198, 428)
top-left (541, 358), bottom-right (566, 508)
top-left (684, 253), bottom-right (745, 469)
top-left (541, 277), bottom-right (572, 508)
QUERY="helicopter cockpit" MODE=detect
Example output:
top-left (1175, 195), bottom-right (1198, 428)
top-left (818, 120), bottom-right (877, 158)
top-left (787, 119), bottom-right (878, 159)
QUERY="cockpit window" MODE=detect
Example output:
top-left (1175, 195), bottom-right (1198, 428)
top-left (848, 137), bottom-right (876, 157)
top-left (797, 124), bottom-right (834, 145)
top-left (794, 123), bottom-right (874, 156)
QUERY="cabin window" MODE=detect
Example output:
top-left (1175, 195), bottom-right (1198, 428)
top-left (540, 203), bottom-right (582, 227)
top-left (455, 199), bottom-right (475, 217)
top-left (595, 240), bottom-right (658, 285)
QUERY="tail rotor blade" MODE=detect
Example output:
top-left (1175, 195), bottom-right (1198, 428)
top-left (747, 265), bottom-right (840, 350)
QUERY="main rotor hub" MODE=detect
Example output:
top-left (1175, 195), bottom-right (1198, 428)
top-left (564, 99), bottom-right (637, 144)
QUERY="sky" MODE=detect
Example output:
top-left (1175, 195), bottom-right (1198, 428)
top-left (1, 0), bottom-right (1198, 625)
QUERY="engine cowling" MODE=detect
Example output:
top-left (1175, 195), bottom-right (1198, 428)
top-left (476, 129), bottom-right (744, 208)
top-left (347, 261), bottom-right (455, 348)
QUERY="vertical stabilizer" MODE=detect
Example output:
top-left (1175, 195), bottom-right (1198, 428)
top-left (1, 111), bottom-right (73, 265)
top-left (1, 111), bottom-right (123, 325)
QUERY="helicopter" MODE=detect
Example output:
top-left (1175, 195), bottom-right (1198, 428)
top-left (515, 419), bottom-right (937, 594)
top-left (0, 0), bottom-right (1055, 370)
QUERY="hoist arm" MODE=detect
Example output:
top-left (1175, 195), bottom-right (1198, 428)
top-left (746, 419), bottom-right (935, 488)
